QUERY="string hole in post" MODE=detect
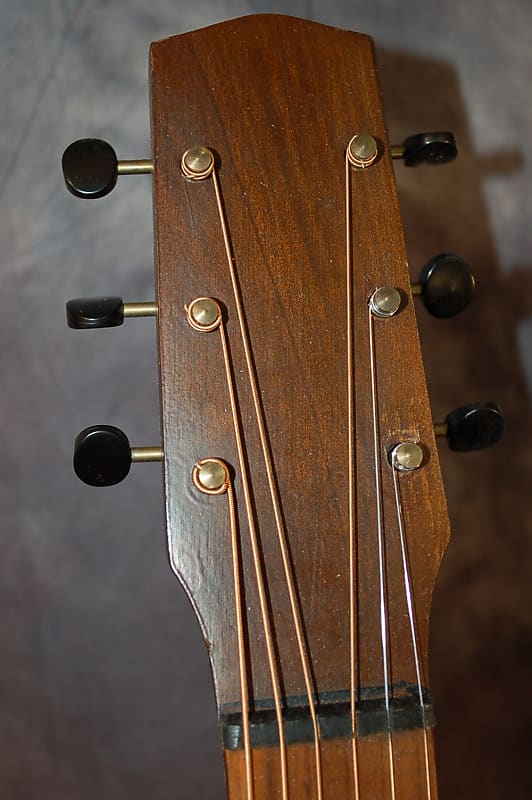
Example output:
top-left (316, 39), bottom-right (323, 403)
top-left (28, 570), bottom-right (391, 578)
top-left (390, 442), bottom-right (425, 472)
top-left (181, 145), bottom-right (215, 180)
top-left (369, 286), bottom-right (401, 318)
top-left (186, 297), bottom-right (222, 331)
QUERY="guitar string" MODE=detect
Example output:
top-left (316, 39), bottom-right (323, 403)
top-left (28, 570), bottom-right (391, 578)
top-left (211, 155), bottom-right (429, 800)
top-left (226, 475), bottom-right (255, 800)
top-left (391, 463), bottom-right (433, 799)
top-left (187, 147), bottom-right (434, 799)
top-left (211, 168), bottom-right (324, 800)
top-left (218, 320), bottom-right (288, 800)
top-left (197, 462), bottom-right (255, 800)
top-left (368, 306), bottom-right (397, 800)
top-left (345, 153), bottom-right (361, 800)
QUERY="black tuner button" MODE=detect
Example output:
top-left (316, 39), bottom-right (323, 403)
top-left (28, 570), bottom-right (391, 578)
top-left (74, 425), bottom-right (132, 486)
top-left (66, 297), bottom-right (124, 329)
top-left (73, 427), bottom-right (163, 486)
top-left (437, 402), bottom-right (504, 452)
top-left (66, 298), bottom-right (157, 329)
top-left (62, 139), bottom-right (118, 199)
top-left (414, 253), bottom-right (475, 318)
top-left (393, 131), bottom-right (457, 166)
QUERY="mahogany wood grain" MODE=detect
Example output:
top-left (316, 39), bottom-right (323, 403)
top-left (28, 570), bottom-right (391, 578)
top-left (150, 14), bottom-right (450, 799)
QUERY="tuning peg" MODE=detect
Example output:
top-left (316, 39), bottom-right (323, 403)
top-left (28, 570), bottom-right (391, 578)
top-left (74, 425), bottom-right (163, 487)
top-left (66, 297), bottom-right (157, 329)
top-left (434, 402), bottom-right (503, 451)
top-left (391, 132), bottom-right (457, 166)
top-left (411, 253), bottom-right (475, 318)
top-left (62, 138), bottom-right (153, 198)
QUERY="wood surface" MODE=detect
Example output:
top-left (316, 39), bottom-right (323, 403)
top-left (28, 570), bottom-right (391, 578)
top-left (225, 730), bottom-right (438, 799)
top-left (150, 14), bottom-right (450, 799)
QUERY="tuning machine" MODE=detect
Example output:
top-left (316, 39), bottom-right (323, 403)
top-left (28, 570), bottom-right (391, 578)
top-left (434, 402), bottom-right (503, 451)
top-left (62, 138), bottom-right (153, 198)
top-left (74, 425), bottom-right (163, 486)
top-left (391, 131), bottom-right (457, 166)
top-left (411, 253), bottom-right (475, 318)
top-left (66, 297), bottom-right (157, 329)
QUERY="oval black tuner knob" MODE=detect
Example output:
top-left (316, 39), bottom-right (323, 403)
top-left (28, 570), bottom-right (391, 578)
top-left (74, 425), bottom-right (131, 486)
top-left (62, 139), bottom-right (119, 199)
top-left (66, 297), bottom-right (157, 329)
top-left (412, 253), bottom-right (475, 318)
top-left (74, 425), bottom-right (163, 487)
top-left (391, 131), bottom-right (457, 166)
top-left (434, 402), bottom-right (504, 452)
top-left (61, 138), bottom-right (153, 199)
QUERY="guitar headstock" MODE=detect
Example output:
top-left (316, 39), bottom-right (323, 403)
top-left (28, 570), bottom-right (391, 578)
top-left (151, 14), bottom-right (446, 796)
top-left (64, 14), bottom-right (503, 800)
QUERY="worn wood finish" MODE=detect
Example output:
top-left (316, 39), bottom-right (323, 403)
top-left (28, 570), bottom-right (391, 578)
top-left (150, 14), bottom-right (450, 799)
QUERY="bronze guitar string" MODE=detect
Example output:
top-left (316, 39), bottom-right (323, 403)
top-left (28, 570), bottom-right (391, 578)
top-left (186, 298), bottom-right (287, 799)
top-left (211, 166), bottom-right (324, 800)
top-left (191, 459), bottom-right (255, 800)
top-left (368, 306), bottom-right (397, 800)
top-left (217, 316), bottom-right (288, 800)
top-left (182, 148), bottom-right (324, 800)
top-left (345, 150), bottom-right (361, 800)
top-left (183, 147), bottom-right (288, 797)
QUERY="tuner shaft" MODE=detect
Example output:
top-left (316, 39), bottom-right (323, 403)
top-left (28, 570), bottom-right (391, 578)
top-left (117, 159), bottom-right (153, 175)
top-left (390, 145), bottom-right (406, 160)
top-left (122, 302), bottom-right (158, 318)
top-left (131, 447), bottom-right (164, 463)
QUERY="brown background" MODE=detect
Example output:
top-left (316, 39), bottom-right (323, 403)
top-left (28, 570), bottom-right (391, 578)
top-left (1, 1), bottom-right (530, 798)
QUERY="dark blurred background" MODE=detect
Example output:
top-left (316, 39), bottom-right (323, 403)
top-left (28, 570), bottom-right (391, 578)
top-left (1, 1), bottom-right (530, 798)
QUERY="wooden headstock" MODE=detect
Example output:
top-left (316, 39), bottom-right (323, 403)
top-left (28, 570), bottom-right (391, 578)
top-left (149, 14), bottom-right (450, 800)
